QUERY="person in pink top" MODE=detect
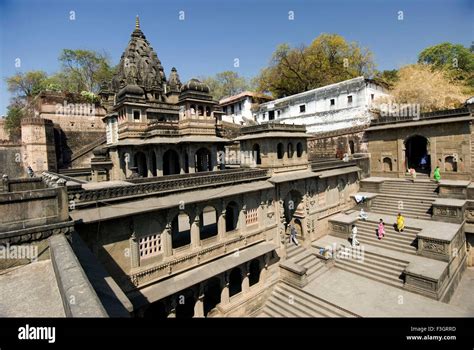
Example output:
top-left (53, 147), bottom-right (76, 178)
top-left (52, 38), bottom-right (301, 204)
top-left (377, 219), bottom-right (385, 239)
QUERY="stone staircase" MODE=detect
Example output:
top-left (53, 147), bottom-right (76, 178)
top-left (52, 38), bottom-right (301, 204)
top-left (286, 242), bottom-right (305, 259)
top-left (371, 195), bottom-right (434, 219)
top-left (334, 249), bottom-right (409, 289)
top-left (354, 219), bottom-right (419, 255)
top-left (259, 282), bottom-right (359, 317)
top-left (380, 180), bottom-right (439, 198)
top-left (292, 252), bottom-right (329, 282)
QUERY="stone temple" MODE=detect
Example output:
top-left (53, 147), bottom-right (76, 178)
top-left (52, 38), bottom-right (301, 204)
top-left (0, 18), bottom-right (473, 318)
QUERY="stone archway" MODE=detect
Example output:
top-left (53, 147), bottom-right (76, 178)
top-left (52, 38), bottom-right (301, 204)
top-left (163, 149), bottom-right (180, 175)
top-left (405, 135), bottom-right (430, 174)
top-left (134, 152), bottom-right (147, 177)
top-left (195, 148), bottom-right (212, 172)
top-left (203, 277), bottom-right (221, 317)
top-left (283, 190), bottom-right (304, 229)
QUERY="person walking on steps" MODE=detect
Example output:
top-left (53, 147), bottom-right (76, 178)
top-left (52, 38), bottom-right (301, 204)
top-left (289, 224), bottom-right (299, 246)
top-left (397, 213), bottom-right (405, 232)
top-left (377, 218), bottom-right (385, 240)
top-left (351, 224), bottom-right (360, 247)
top-left (433, 166), bottom-right (441, 183)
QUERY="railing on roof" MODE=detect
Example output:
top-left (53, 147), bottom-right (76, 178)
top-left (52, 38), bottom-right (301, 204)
top-left (370, 107), bottom-right (470, 126)
top-left (241, 122), bottom-right (306, 134)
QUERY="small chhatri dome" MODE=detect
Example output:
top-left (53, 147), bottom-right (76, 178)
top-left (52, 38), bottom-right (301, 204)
top-left (117, 84), bottom-right (145, 99)
top-left (181, 78), bottom-right (210, 93)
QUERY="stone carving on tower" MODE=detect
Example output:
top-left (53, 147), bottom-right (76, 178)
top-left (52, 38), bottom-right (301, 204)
top-left (110, 16), bottom-right (166, 100)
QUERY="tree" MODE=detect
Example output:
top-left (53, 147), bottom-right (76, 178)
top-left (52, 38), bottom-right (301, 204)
top-left (4, 104), bottom-right (24, 141)
top-left (255, 34), bottom-right (376, 98)
top-left (6, 71), bottom-right (48, 98)
top-left (374, 64), bottom-right (469, 112)
top-left (418, 43), bottom-right (474, 90)
top-left (202, 71), bottom-right (250, 100)
top-left (373, 69), bottom-right (399, 89)
top-left (58, 49), bottom-right (115, 93)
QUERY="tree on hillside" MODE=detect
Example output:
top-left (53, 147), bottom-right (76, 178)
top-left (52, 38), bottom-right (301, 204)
top-left (202, 71), bottom-right (250, 100)
top-left (418, 42), bottom-right (474, 90)
top-left (58, 49), bottom-right (115, 93)
top-left (374, 64), bottom-right (470, 112)
top-left (4, 104), bottom-right (24, 141)
top-left (255, 34), bottom-right (376, 98)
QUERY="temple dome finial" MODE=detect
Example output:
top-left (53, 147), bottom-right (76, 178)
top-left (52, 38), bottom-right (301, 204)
top-left (135, 15), bottom-right (140, 30)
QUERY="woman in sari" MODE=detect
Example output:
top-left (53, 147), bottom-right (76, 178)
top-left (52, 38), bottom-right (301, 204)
top-left (433, 166), bottom-right (441, 183)
top-left (397, 213), bottom-right (405, 232)
top-left (377, 219), bottom-right (385, 239)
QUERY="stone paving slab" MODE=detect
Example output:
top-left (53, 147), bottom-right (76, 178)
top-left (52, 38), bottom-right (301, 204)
top-left (449, 267), bottom-right (474, 315)
top-left (0, 260), bottom-right (65, 317)
top-left (303, 268), bottom-right (469, 317)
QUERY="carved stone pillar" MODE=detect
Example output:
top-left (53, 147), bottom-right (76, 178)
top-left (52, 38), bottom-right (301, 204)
top-left (163, 223), bottom-right (173, 257)
top-left (167, 297), bottom-right (177, 318)
top-left (218, 208), bottom-right (226, 241)
top-left (239, 204), bottom-right (247, 234)
top-left (130, 232), bottom-right (140, 268)
top-left (191, 211), bottom-right (201, 249)
top-left (221, 273), bottom-right (230, 305)
top-left (242, 263), bottom-right (250, 294)
top-left (193, 284), bottom-right (205, 318)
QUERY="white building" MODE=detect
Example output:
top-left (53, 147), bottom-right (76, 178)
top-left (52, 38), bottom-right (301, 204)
top-left (256, 77), bottom-right (389, 133)
top-left (219, 91), bottom-right (273, 125)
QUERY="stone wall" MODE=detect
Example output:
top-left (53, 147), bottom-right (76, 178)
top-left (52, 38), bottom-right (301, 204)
top-left (308, 128), bottom-right (367, 160)
top-left (367, 120), bottom-right (472, 180)
top-left (0, 144), bottom-right (25, 178)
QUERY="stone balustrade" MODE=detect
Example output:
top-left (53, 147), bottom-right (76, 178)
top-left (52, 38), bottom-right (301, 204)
top-left (128, 229), bottom-right (266, 289)
top-left (432, 198), bottom-right (466, 224)
top-left (67, 168), bottom-right (269, 207)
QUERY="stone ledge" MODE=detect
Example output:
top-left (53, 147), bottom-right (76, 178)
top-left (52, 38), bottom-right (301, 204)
top-left (49, 234), bottom-right (108, 317)
top-left (279, 260), bottom-right (308, 288)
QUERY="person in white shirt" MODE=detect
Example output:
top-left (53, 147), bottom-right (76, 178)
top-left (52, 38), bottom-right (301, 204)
top-left (358, 208), bottom-right (368, 220)
top-left (351, 224), bottom-right (359, 247)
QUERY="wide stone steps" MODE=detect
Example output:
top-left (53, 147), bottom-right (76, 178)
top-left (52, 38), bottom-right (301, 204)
top-left (286, 243), bottom-right (305, 259)
top-left (371, 196), bottom-right (433, 219)
top-left (379, 189), bottom-right (438, 199)
top-left (292, 253), bottom-right (328, 281)
top-left (260, 283), bottom-right (358, 317)
top-left (355, 229), bottom-right (417, 255)
top-left (334, 250), bottom-right (408, 289)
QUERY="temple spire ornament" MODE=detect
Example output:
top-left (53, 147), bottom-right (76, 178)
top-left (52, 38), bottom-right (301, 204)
top-left (135, 15), bottom-right (140, 30)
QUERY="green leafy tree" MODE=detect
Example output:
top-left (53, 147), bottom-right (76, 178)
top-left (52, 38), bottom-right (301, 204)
top-left (418, 43), bottom-right (474, 90)
top-left (58, 49), bottom-right (114, 93)
top-left (373, 69), bottom-right (399, 89)
top-left (202, 71), bottom-right (250, 100)
top-left (4, 104), bottom-right (24, 141)
top-left (256, 34), bottom-right (376, 98)
top-left (6, 71), bottom-right (48, 98)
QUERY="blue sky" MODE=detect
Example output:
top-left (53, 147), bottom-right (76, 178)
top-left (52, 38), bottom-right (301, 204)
top-left (0, 0), bottom-right (473, 115)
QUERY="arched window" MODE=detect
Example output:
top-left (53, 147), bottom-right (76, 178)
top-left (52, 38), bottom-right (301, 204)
top-left (383, 157), bottom-right (392, 172)
top-left (287, 143), bottom-right (294, 158)
top-left (198, 106), bottom-right (204, 116)
top-left (445, 156), bottom-right (457, 172)
top-left (248, 259), bottom-right (261, 286)
top-left (195, 148), bottom-right (212, 172)
top-left (134, 152), bottom-right (148, 177)
top-left (253, 144), bottom-right (261, 165)
top-left (349, 140), bottom-right (355, 154)
top-left (225, 201), bottom-right (239, 232)
top-left (277, 143), bottom-right (284, 159)
top-left (296, 142), bottom-right (303, 157)
top-left (200, 206), bottom-right (218, 240)
top-left (190, 104), bottom-right (196, 115)
top-left (150, 151), bottom-right (157, 177)
top-left (171, 212), bottom-right (191, 249)
top-left (229, 267), bottom-right (242, 297)
top-left (163, 149), bottom-right (180, 175)
top-left (205, 106), bottom-right (211, 116)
